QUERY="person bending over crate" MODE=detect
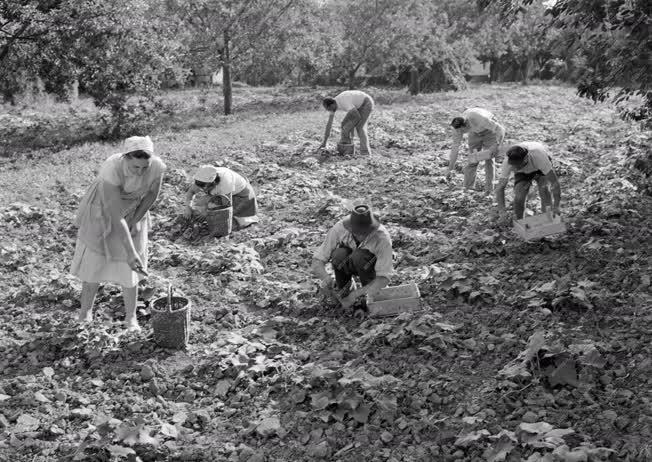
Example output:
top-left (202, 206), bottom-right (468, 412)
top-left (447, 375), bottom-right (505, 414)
top-left (319, 90), bottom-right (375, 155)
top-left (184, 165), bottom-right (259, 228)
top-left (447, 107), bottom-right (506, 194)
top-left (495, 141), bottom-right (561, 222)
top-left (311, 205), bottom-right (392, 309)
top-left (71, 136), bottom-right (166, 331)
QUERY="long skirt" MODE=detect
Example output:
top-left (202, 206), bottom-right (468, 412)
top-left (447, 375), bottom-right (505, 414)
top-left (232, 182), bottom-right (259, 227)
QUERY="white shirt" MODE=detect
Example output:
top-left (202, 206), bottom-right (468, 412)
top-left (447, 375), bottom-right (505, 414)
top-left (499, 142), bottom-right (553, 179)
top-left (313, 220), bottom-right (393, 279)
top-left (334, 91), bottom-right (369, 112)
top-left (450, 108), bottom-right (505, 159)
top-left (210, 167), bottom-right (248, 196)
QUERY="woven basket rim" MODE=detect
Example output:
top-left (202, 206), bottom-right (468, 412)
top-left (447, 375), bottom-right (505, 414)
top-left (151, 296), bottom-right (191, 313)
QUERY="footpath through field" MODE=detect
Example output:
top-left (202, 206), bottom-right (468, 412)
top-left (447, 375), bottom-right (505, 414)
top-left (0, 85), bottom-right (650, 461)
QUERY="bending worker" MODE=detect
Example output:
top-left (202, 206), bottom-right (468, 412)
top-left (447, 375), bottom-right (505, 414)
top-left (495, 141), bottom-right (561, 221)
top-left (320, 90), bottom-right (375, 155)
top-left (447, 107), bottom-right (506, 194)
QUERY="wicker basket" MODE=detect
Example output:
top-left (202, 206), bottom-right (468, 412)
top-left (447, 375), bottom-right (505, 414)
top-left (205, 194), bottom-right (233, 237)
top-left (151, 292), bottom-right (191, 349)
top-left (337, 143), bottom-right (355, 155)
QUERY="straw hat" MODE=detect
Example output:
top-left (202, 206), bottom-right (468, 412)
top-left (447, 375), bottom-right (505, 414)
top-left (343, 205), bottom-right (380, 236)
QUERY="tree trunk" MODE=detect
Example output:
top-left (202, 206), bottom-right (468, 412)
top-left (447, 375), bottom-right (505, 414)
top-left (347, 69), bottom-right (356, 89)
top-left (409, 66), bottom-right (420, 95)
top-left (222, 30), bottom-right (232, 116)
top-left (521, 55), bottom-right (532, 85)
top-left (489, 58), bottom-right (500, 83)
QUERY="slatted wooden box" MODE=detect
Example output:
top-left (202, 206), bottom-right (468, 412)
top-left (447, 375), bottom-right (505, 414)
top-left (513, 212), bottom-right (566, 241)
top-left (366, 282), bottom-right (421, 317)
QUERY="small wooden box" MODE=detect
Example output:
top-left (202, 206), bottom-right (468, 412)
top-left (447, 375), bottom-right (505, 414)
top-left (513, 212), bottom-right (566, 241)
top-left (468, 150), bottom-right (493, 164)
top-left (366, 283), bottom-right (421, 317)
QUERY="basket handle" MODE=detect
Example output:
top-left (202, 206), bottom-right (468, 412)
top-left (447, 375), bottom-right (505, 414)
top-left (214, 194), bottom-right (232, 207)
top-left (167, 283), bottom-right (173, 312)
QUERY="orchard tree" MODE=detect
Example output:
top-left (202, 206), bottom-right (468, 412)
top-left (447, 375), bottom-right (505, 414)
top-left (325, 0), bottom-right (471, 89)
top-left (504, 1), bottom-right (553, 83)
top-left (483, 0), bottom-right (651, 121)
top-left (327, 0), bottom-right (424, 87)
top-left (0, 0), bottom-right (182, 136)
top-left (237, 0), bottom-right (340, 86)
top-left (171, 0), bottom-right (299, 115)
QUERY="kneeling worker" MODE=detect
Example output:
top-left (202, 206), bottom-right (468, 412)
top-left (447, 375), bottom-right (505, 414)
top-left (495, 141), bottom-right (561, 221)
top-left (311, 205), bottom-right (392, 309)
top-left (184, 165), bottom-right (259, 228)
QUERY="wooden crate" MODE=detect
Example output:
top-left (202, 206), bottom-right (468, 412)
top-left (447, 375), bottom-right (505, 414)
top-left (366, 283), bottom-right (421, 317)
top-left (468, 150), bottom-right (493, 164)
top-left (513, 212), bottom-right (566, 241)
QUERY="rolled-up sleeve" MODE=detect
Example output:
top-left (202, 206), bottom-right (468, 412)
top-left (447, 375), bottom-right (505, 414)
top-left (532, 152), bottom-right (553, 175)
top-left (313, 224), bottom-right (340, 262)
top-left (372, 236), bottom-right (393, 279)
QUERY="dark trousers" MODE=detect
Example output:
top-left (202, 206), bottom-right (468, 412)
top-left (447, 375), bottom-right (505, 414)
top-left (330, 246), bottom-right (376, 288)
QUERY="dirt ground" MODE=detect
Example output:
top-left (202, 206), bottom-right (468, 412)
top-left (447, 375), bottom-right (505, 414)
top-left (0, 84), bottom-right (650, 462)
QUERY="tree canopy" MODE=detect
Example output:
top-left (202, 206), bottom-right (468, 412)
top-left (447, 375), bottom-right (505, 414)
top-left (1, 0), bottom-right (649, 123)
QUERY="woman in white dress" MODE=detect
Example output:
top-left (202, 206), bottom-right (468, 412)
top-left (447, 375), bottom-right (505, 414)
top-left (71, 136), bottom-right (166, 331)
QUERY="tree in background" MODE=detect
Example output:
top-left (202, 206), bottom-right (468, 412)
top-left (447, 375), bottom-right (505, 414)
top-left (472, 0), bottom-right (553, 83)
top-left (0, 0), bottom-right (182, 136)
top-left (483, 0), bottom-right (651, 121)
top-left (550, 0), bottom-right (651, 121)
top-left (171, 0), bottom-right (299, 115)
top-left (236, 0), bottom-right (340, 86)
top-left (326, 0), bottom-right (471, 91)
top-left (503, 1), bottom-right (553, 83)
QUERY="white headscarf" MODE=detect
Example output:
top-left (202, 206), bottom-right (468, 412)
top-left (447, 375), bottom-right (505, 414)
top-left (194, 165), bottom-right (219, 183)
top-left (124, 136), bottom-right (154, 154)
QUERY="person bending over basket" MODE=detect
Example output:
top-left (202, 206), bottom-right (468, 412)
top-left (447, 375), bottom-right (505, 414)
top-left (319, 90), bottom-right (375, 155)
top-left (184, 165), bottom-right (259, 228)
top-left (311, 205), bottom-right (392, 310)
top-left (71, 136), bottom-right (166, 331)
top-left (495, 141), bottom-right (561, 222)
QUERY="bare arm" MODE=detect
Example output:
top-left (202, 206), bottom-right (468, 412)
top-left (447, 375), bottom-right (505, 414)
top-left (321, 112), bottom-right (335, 147)
top-left (311, 258), bottom-right (331, 283)
top-left (350, 276), bottom-right (388, 299)
top-left (185, 184), bottom-right (201, 207)
top-left (448, 129), bottom-right (463, 171)
top-left (101, 182), bottom-right (138, 259)
top-left (129, 176), bottom-right (163, 227)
